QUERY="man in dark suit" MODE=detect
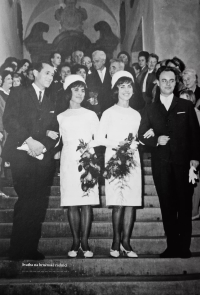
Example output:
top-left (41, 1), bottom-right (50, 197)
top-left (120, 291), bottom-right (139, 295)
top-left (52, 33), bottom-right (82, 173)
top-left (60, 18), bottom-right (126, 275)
top-left (138, 66), bottom-right (200, 258)
top-left (87, 50), bottom-right (111, 114)
top-left (3, 62), bottom-right (59, 260)
top-left (141, 53), bottom-right (159, 104)
top-left (137, 51), bottom-right (149, 85)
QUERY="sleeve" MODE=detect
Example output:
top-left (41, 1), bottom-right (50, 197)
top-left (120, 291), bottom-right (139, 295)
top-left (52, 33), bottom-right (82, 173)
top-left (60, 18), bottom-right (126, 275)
top-left (138, 106), bottom-right (159, 147)
top-left (96, 110), bottom-right (119, 148)
top-left (188, 103), bottom-right (200, 161)
top-left (88, 112), bottom-right (99, 148)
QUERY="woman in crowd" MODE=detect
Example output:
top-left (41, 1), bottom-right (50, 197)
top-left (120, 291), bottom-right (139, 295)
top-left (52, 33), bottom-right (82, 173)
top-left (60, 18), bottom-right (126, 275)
top-left (16, 59), bottom-right (31, 85)
top-left (179, 89), bottom-right (200, 220)
top-left (97, 71), bottom-right (142, 258)
top-left (182, 68), bottom-right (200, 108)
top-left (57, 75), bottom-right (99, 258)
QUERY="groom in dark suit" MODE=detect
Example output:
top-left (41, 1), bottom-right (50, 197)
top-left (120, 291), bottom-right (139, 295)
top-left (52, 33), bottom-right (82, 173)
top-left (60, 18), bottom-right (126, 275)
top-left (139, 66), bottom-right (200, 258)
top-left (3, 62), bottom-right (59, 260)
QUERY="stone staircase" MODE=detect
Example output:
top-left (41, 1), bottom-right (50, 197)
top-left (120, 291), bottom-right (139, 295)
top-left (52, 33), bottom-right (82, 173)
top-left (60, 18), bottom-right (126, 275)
top-left (0, 153), bottom-right (200, 295)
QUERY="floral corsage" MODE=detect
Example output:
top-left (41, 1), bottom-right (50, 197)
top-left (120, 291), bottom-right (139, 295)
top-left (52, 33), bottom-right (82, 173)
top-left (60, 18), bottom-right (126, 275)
top-left (76, 139), bottom-right (101, 195)
top-left (103, 133), bottom-right (138, 189)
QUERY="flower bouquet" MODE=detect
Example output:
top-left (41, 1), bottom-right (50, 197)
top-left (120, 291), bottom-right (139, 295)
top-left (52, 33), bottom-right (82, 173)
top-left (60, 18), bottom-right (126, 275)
top-left (103, 133), bottom-right (138, 191)
top-left (76, 139), bottom-right (101, 195)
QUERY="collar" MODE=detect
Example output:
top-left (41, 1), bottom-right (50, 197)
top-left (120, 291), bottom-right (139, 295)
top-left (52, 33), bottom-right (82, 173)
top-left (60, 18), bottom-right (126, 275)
top-left (97, 67), bottom-right (106, 73)
top-left (148, 69), bottom-right (154, 74)
top-left (32, 83), bottom-right (45, 98)
top-left (0, 87), bottom-right (10, 95)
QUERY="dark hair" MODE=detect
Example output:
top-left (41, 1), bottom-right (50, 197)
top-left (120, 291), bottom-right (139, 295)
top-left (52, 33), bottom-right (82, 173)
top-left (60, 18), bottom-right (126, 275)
top-left (64, 80), bottom-right (86, 109)
top-left (0, 62), bottom-right (15, 72)
top-left (112, 76), bottom-right (134, 103)
top-left (117, 51), bottom-right (131, 65)
top-left (156, 66), bottom-right (179, 81)
top-left (172, 56), bottom-right (185, 72)
top-left (179, 89), bottom-right (196, 104)
top-left (71, 64), bottom-right (88, 75)
top-left (13, 73), bottom-right (22, 79)
top-left (17, 59), bottom-right (31, 72)
top-left (138, 51), bottom-right (149, 62)
top-left (148, 53), bottom-right (159, 63)
top-left (4, 57), bottom-right (18, 64)
top-left (50, 51), bottom-right (61, 61)
top-left (1, 70), bottom-right (13, 84)
top-left (32, 61), bottom-right (53, 72)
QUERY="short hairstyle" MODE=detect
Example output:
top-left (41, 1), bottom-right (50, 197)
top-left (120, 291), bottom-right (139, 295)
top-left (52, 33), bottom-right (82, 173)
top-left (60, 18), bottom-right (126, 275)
top-left (32, 61), bottom-right (53, 72)
top-left (182, 68), bottom-right (198, 84)
top-left (138, 51), bottom-right (149, 62)
top-left (112, 76), bottom-right (134, 103)
top-left (50, 51), bottom-right (61, 60)
top-left (179, 89), bottom-right (196, 104)
top-left (64, 80), bottom-right (87, 109)
top-left (59, 62), bottom-right (71, 71)
top-left (71, 64), bottom-right (88, 75)
top-left (1, 70), bottom-right (13, 84)
top-left (156, 66), bottom-right (179, 81)
top-left (92, 50), bottom-right (106, 60)
top-left (117, 51), bottom-right (131, 65)
top-left (172, 56), bottom-right (185, 72)
top-left (110, 58), bottom-right (125, 70)
top-left (148, 53), bottom-right (159, 63)
top-left (13, 73), bottom-right (22, 80)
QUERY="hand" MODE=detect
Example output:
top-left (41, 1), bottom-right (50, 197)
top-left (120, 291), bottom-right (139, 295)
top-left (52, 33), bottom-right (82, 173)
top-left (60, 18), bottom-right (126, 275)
top-left (190, 160), bottom-right (199, 169)
top-left (130, 141), bottom-right (139, 150)
top-left (0, 132), bottom-right (3, 141)
top-left (46, 130), bottom-right (59, 140)
top-left (157, 135), bottom-right (170, 146)
top-left (26, 137), bottom-right (44, 156)
top-left (143, 128), bottom-right (155, 138)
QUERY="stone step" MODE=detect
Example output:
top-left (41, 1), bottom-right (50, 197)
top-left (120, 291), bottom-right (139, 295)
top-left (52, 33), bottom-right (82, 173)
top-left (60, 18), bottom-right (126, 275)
top-left (1, 236), bottom-right (200, 257)
top-left (2, 184), bottom-right (158, 197)
top-left (0, 276), bottom-right (200, 295)
top-left (0, 195), bottom-right (160, 209)
top-left (0, 257), bottom-right (200, 279)
top-left (1, 221), bottom-right (200, 239)
top-left (0, 208), bottom-right (163, 223)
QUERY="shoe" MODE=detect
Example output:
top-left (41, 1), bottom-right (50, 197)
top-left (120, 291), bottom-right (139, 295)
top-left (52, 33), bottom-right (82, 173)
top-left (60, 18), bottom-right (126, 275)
top-left (192, 214), bottom-right (200, 220)
top-left (68, 249), bottom-right (78, 258)
top-left (160, 248), bottom-right (179, 258)
top-left (120, 244), bottom-right (138, 258)
top-left (80, 246), bottom-right (93, 258)
top-left (180, 250), bottom-right (192, 259)
top-left (110, 248), bottom-right (120, 258)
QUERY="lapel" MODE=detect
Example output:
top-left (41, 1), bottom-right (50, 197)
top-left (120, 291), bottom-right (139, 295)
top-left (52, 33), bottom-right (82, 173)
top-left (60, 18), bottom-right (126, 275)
top-left (168, 95), bottom-right (179, 113)
top-left (155, 96), bottom-right (168, 117)
top-left (28, 85), bottom-right (40, 110)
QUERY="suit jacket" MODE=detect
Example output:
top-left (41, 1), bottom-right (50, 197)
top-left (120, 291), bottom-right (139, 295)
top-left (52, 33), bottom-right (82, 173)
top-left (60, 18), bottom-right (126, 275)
top-left (137, 66), bottom-right (148, 87)
top-left (3, 85), bottom-right (59, 161)
top-left (86, 67), bottom-right (112, 113)
top-left (138, 96), bottom-right (200, 165)
top-left (140, 70), bottom-right (157, 103)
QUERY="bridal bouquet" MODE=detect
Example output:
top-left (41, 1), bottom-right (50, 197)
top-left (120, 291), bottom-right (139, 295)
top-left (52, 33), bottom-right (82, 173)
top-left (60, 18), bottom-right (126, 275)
top-left (103, 133), bottom-right (138, 189)
top-left (76, 139), bottom-right (101, 195)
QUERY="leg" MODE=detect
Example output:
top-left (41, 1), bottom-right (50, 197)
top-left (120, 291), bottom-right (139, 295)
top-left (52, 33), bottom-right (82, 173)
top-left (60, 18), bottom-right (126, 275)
top-left (111, 206), bottom-right (124, 251)
top-left (122, 206), bottom-right (136, 251)
top-left (68, 206), bottom-right (81, 251)
top-left (80, 205), bottom-right (92, 251)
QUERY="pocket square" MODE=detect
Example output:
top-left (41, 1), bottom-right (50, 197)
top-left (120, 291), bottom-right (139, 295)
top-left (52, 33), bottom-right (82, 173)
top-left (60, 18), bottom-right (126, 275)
top-left (177, 112), bottom-right (186, 114)
top-left (50, 111), bottom-right (55, 113)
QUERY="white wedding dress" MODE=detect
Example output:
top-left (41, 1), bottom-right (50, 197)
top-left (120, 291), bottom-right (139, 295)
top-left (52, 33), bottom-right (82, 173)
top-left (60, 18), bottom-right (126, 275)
top-left (97, 104), bottom-right (142, 206)
top-left (57, 108), bottom-right (100, 206)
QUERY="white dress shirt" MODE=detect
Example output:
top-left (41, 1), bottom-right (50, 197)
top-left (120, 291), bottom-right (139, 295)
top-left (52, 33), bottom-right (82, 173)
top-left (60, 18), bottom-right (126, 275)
top-left (97, 67), bottom-right (106, 83)
top-left (32, 83), bottom-right (45, 102)
top-left (160, 93), bottom-right (173, 111)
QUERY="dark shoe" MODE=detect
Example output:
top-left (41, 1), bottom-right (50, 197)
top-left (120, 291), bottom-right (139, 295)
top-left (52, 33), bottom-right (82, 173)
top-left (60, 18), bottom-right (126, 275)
top-left (180, 250), bottom-right (192, 259)
top-left (24, 250), bottom-right (45, 260)
top-left (160, 248), bottom-right (179, 258)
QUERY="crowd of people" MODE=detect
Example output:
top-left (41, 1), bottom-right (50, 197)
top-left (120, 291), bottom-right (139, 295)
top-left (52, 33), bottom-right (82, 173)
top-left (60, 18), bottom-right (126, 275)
top-left (0, 48), bottom-right (200, 261)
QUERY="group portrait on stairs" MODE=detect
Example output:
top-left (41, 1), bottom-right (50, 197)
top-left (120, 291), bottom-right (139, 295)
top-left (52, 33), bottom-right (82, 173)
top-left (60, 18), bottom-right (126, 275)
top-left (0, 47), bottom-right (200, 262)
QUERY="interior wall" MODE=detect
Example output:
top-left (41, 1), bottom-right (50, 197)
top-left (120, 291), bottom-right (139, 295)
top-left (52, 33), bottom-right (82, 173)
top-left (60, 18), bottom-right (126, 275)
top-left (154, 0), bottom-right (200, 77)
top-left (122, 0), bottom-right (155, 60)
top-left (0, 0), bottom-right (23, 65)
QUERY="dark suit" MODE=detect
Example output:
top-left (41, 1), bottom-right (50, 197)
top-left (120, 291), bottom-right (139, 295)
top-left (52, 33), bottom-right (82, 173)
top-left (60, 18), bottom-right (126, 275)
top-left (138, 96), bottom-right (200, 252)
top-left (3, 85), bottom-right (59, 258)
top-left (141, 70), bottom-right (157, 104)
top-left (86, 67), bottom-right (112, 113)
top-left (137, 65), bottom-right (148, 86)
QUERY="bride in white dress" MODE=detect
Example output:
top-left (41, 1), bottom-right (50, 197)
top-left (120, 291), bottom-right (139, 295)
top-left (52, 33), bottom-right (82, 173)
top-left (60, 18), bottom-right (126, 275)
top-left (57, 75), bottom-right (99, 258)
top-left (97, 71), bottom-right (142, 258)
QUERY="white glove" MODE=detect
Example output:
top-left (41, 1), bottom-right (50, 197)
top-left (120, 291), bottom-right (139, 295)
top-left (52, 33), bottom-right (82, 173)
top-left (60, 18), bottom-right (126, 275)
top-left (189, 166), bottom-right (198, 184)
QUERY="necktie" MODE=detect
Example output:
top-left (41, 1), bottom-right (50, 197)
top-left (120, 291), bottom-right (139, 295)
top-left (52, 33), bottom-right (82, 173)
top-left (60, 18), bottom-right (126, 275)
top-left (38, 91), bottom-right (42, 104)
